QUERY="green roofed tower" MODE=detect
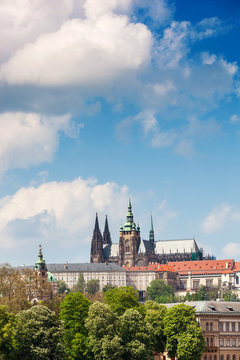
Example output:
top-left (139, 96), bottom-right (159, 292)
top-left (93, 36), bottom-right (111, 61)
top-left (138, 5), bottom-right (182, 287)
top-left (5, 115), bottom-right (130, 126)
top-left (149, 214), bottom-right (154, 244)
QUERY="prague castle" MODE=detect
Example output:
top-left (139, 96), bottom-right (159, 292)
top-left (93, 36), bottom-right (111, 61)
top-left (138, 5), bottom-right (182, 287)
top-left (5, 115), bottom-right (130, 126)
top-left (90, 200), bottom-right (208, 267)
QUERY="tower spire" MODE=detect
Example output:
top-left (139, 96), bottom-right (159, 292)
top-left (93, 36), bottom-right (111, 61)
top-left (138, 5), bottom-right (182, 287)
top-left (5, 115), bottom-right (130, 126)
top-left (103, 215), bottom-right (112, 245)
top-left (90, 213), bottom-right (104, 263)
top-left (149, 214), bottom-right (155, 243)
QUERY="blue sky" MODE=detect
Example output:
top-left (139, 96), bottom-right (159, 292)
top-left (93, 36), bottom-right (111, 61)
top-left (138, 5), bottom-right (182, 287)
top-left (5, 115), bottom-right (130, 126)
top-left (0, 0), bottom-right (240, 265)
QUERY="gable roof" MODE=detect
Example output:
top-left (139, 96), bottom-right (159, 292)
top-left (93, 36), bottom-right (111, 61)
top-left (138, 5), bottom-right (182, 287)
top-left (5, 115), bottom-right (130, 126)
top-left (155, 239), bottom-right (199, 255)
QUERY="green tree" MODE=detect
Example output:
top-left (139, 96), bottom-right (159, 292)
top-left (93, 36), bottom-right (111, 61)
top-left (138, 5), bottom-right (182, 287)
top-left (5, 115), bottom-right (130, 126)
top-left (73, 274), bottom-right (85, 293)
top-left (144, 301), bottom-right (167, 353)
top-left (118, 308), bottom-right (153, 360)
top-left (177, 323), bottom-right (205, 360)
top-left (60, 292), bottom-right (92, 360)
top-left (0, 306), bottom-right (16, 360)
top-left (104, 286), bottom-right (140, 315)
top-left (223, 290), bottom-right (238, 301)
top-left (86, 279), bottom-right (100, 295)
top-left (85, 302), bottom-right (120, 360)
top-left (57, 280), bottom-right (69, 294)
top-left (163, 304), bottom-right (204, 359)
top-left (85, 302), bottom-right (153, 360)
top-left (102, 285), bottom-right (117, 293)
top-left (15, 305), bottom-right (65, 360)
top-left (147, 279), bottom-right (175, 303)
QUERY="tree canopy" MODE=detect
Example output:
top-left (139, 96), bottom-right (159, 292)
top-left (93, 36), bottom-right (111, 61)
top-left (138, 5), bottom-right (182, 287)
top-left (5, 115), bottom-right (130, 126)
top-left (15, 305), bottom-right (65, 360)
top-left (147, 279), bottom-right (175, 303)
top-left (163, 304), bottom-right (205, 359)
top-left (104, 286), bottom-right (141, 315)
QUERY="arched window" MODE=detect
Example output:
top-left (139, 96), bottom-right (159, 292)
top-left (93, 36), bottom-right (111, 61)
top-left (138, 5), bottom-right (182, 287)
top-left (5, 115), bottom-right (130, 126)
top-left (227, 355), bottom-right (230, 360)
top-left (204, 356), bottom-right (207, 360)
top-left (210, 323), bottom-right (213, 331)
top-left (220, 355), bottom-right (224, 360)
top-left (214, 356), bottom-right (217, 360)
top-left (209, 355), bottom-right (212, 360)
top-left (206, 322), bottom-right (209, 331)
top-left (233, 355), bottom-right (236, 360)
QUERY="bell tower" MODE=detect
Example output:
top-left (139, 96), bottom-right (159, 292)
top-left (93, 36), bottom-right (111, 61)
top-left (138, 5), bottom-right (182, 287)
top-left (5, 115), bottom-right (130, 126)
top-left (119, 199), bottom-right (140, 267)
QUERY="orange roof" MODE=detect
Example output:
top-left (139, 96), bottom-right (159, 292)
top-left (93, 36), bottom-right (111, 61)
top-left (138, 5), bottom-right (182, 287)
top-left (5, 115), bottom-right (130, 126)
top-left (168, 259), bottom-right (235, 275)
top-left (233, 262), bottom-right (240, 272)
top-left (123, 263), bottom-right (176, 272)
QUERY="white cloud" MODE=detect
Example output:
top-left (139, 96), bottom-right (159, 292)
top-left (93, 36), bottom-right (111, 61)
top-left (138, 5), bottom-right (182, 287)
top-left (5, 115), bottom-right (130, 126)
top-left (0, 112), bottom-right (76, 174)
top-left (230, 114), bottom-right (240, 124)
top-left (0, 1), bottom-right (152, 86)
top-left (0, 177), bottom-right (129, 249)
top-left (222, 243), bottom-right (240, 258)
top-left (201, 204), bottom-right (231, 233)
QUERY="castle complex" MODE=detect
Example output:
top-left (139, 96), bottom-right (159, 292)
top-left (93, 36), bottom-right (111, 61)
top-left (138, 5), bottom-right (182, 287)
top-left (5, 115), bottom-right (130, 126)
top-left (90, 200), bottom-right (208, 267)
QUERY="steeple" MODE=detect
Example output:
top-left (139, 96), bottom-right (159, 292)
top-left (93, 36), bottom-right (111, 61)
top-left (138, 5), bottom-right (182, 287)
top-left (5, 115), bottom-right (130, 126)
top-left (35, 245), bottom-right (48, 277)
top-left (103, 215), bottom-right (112, 245)
top-left (90, 213), bottom-right (104, 263)
top-left (149, 214), bottom-right (154, 243)
top-left (122, 198), bottom-right (139, 232)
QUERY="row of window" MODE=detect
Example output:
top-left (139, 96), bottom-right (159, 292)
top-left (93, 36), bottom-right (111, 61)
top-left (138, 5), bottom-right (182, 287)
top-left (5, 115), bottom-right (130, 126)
top-left (219, 338), bottom-right (239, 347)
top-left (204, 356), bottom-right (239, 360)
top-left (206, 322), bottom-right (240, 332)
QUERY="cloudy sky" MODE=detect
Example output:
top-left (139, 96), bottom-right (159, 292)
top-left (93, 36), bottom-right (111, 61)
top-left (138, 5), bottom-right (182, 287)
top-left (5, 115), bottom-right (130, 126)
top-left (0, 0), bottom-right (240, 266)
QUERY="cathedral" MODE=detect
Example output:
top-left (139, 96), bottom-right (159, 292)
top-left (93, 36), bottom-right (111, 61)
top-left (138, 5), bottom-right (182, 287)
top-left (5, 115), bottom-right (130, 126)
top-left (90, 200), bottom-right (207, 267)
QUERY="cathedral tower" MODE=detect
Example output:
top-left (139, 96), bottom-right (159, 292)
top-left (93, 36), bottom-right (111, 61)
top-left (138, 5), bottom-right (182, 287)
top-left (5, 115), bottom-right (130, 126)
top-left (103, 215), bottom-right (112, 245)
top-left (90, 213), bottom-right (104, 263)
top-left (119, 199), bottom-right (140, 267)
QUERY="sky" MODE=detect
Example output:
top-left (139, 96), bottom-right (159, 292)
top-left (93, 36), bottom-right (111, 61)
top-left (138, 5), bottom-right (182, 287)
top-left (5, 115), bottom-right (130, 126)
top-left (0, 0), bottom-right (240, 266)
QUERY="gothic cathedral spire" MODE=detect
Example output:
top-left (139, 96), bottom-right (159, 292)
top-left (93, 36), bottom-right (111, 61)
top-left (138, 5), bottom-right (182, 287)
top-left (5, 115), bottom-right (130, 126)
top-left (103, 215), bottom-right (112, 245)
top-left (90, 213), bottom-right (104, 263)
top-left (149, 214), bottom-right (155, 243)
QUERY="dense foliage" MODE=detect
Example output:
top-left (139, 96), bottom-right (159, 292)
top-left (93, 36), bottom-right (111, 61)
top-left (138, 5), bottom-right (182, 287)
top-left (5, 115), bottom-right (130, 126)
top-left (0, 279), bottom-right (207, 360)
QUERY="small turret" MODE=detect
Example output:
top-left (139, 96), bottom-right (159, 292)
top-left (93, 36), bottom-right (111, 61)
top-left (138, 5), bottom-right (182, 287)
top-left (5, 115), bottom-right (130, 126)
top-left (35, 245), bottom-right (48, 277)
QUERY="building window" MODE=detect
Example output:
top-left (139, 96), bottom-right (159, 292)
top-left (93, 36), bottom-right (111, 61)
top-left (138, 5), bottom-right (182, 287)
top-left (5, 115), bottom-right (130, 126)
top-left (206, 279), bottom-right (213, 288)
top-left (219, 323), bottom-right (223, 331)
top-left (210, 323), bottom-right (213, 331)
top-left (214, 356), bottom-right (217, 360)
top-left (232, 339), bottom-right (236, 347)
top-left (220, 355), bottom-right (224, 360)
top-left (227, 356), bottom-right (230, 360)
top-left (204, 356), bottom-right (207, 360)
top-left (226, 323), bottom-right (229, 332)
top-left (220, 338), bottom-right (224, 346)
top-left (209, 356), bottom-right (212, 360)
top-left (210, 338), bottom-right (213, 346)
top-left (206, 323), bottom-right (209, 331)
top-left (193, 280), bottom-right (200, 289)
top-left (238, 324), bottom-right (240, 332)
top-left (232, 323), bottom-right (236, 332)
top-left (226, 339), bottom-right (230, 347)
top-left (206, 338), bottom-right (209, 346)
top-left (236, 276), bottom-right (239, 285)
top-left (233, 356), bottom-right (236, 360)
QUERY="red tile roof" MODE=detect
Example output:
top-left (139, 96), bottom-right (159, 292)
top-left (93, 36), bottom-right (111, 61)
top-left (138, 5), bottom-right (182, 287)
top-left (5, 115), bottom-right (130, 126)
top-left (123, 263), bottom-right (176, 272)
top-left (168, 259), bottom-right (235, 275)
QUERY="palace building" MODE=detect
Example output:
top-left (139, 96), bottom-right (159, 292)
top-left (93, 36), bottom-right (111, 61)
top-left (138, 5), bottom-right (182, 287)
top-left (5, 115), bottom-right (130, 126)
top-left (90, 200), bottom-right (210, 267)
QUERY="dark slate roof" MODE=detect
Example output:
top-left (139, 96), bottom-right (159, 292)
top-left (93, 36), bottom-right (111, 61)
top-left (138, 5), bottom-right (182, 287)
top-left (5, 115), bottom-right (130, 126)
top-left (166, 301), bottom-right (240, 314)
top-left (47, 262), bottom-right (125, 273)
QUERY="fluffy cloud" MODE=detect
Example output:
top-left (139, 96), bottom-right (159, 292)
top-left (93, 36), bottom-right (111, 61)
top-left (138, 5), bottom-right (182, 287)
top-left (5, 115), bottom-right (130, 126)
top-left (0, 0), bottom-right (152, 86)
top-left (230, 114), bottom-right (240, 124)
top-left (0, 177), bottom-right (129, 250)
top-left (201, 204), bottom-right (231, 233)
top-left (0, 112), bottom-right (76, 174)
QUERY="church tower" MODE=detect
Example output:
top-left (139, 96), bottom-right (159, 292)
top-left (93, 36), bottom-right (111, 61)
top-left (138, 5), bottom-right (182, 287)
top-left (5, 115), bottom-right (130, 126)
top-left (119, 199), bottom-right (141, 267)
top-left (149, 214), bottom-right (155, 244)
top-left (90, 213), bottom-right (104, 263)
top-left (103, 215), bottom-right (112, 245)
top-left (35, 245), bottom-right (48, 278)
